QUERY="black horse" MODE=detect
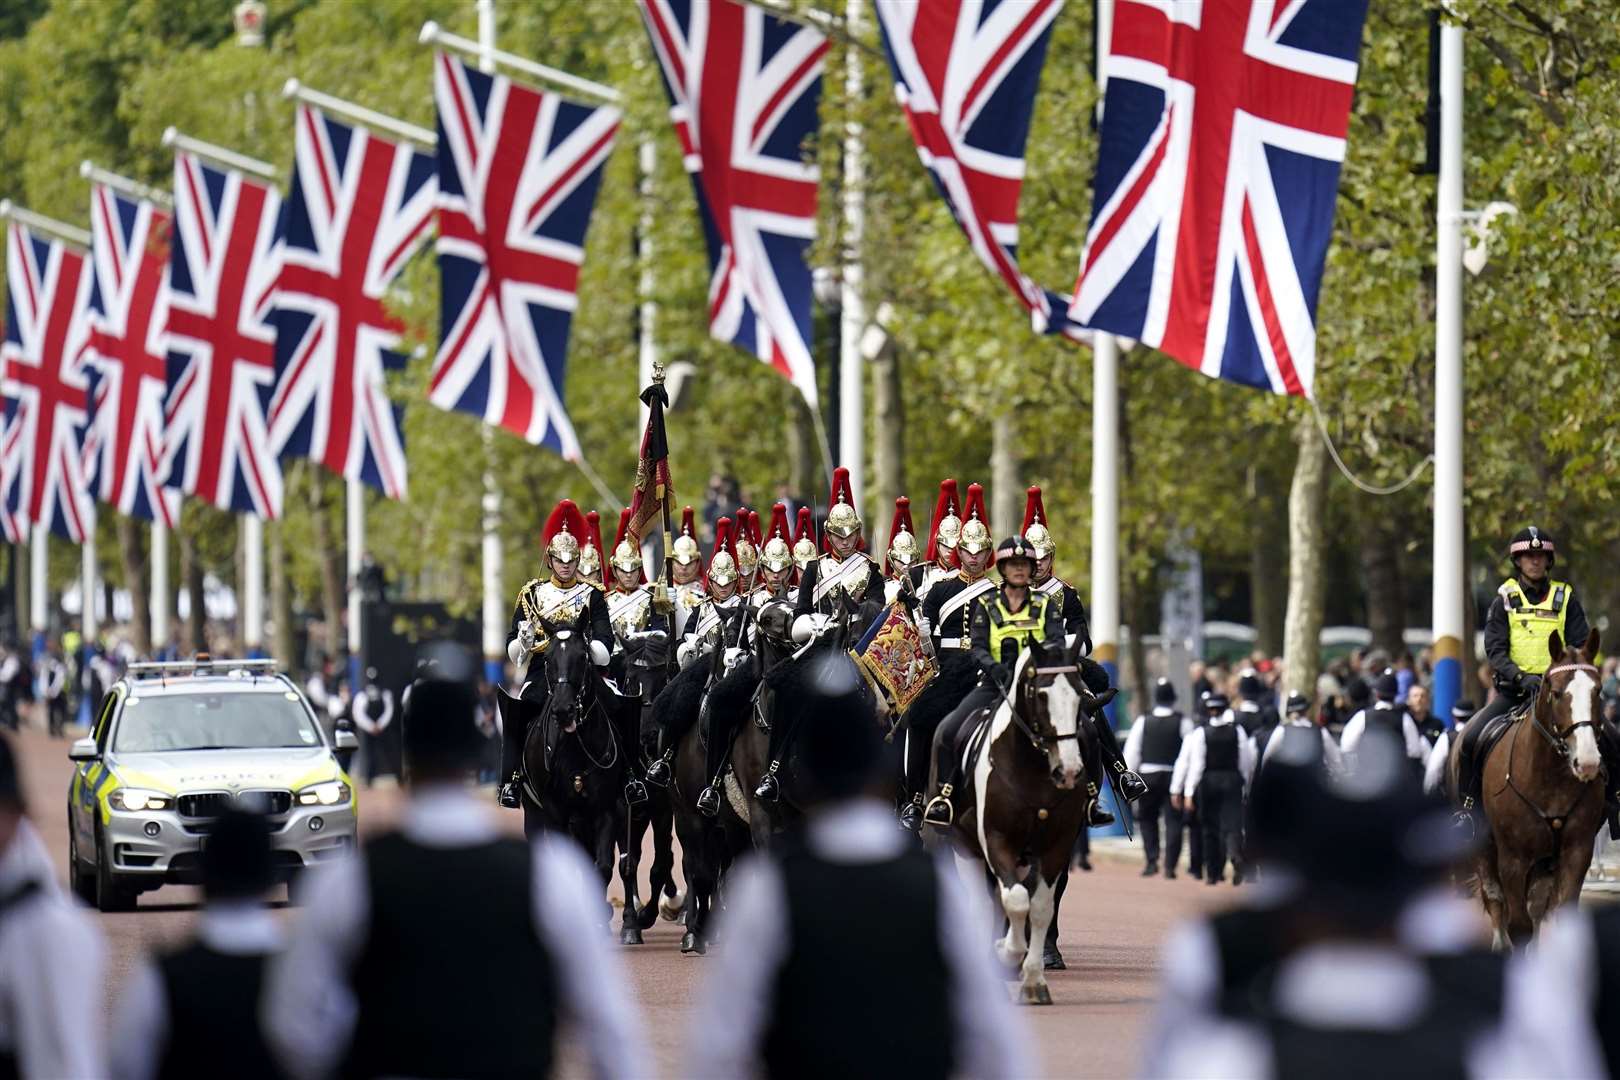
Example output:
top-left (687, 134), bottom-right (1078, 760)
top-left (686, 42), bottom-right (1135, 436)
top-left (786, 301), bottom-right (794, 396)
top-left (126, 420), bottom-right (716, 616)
top-left (611, 631), bottom-right (683, 945)
top-left (505, 611), bottom-right (629, 912)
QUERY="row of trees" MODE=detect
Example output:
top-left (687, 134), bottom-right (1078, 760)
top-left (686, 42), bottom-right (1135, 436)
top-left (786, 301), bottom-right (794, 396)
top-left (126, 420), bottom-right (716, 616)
top-left (0, 2), bottom-right (1615, 693)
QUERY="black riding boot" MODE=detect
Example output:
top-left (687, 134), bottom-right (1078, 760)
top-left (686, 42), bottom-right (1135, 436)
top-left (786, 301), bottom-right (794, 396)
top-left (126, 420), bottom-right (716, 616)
top-left (1090, 708), bottom-right (1149, 801)
top-left (498, 712), bottom-right (528, 809)
top-left (645, 724), bottom-right (674, 787)
top-left (754, 709), bottom-right (792, 802)
top-left (923, 735), bottom-right (959, 828)
top-left (698, 709), bottom-right (733, 818)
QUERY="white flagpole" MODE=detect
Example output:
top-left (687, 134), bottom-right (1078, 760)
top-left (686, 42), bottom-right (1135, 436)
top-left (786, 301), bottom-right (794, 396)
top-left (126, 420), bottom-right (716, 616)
top-left (1091, 0), bottom-right (1121, 691)
top-left (150, 519), bottom-right (169, 655)
top-left (1431, 16), bottom-right (1465, 721)
top-left (638, 139), bottom-right (658, 437)
top-left (29, 523), bottom-right (46, 637)
top-left (347, 476), bottom-right (364, 668)
top-left (477, 0), bottom-right (506, 686)
top-left (242, 515), bottom-right (264, 655)
top-left (81, 508), bottom-right (98, 643)
top-left (838, 0), bottom-right (866, 510)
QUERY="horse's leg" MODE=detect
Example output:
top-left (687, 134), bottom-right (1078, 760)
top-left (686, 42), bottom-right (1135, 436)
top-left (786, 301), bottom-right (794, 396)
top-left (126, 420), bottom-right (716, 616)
top-left (1475, 841), bottom-right (1510, 951)
top-left (1495, 849), bottom-right (1535, 947)
top-left (1044, 868), bottom-right (1068, 969)
top-left (1549, 822), bottom-right (1599, 919)
top-left (986, 833), bottom-right (1029, 971)
top-left (1018, 873), bottom-right (1057, 1005)
top-left (652, 800), bottom-right (684, 925)
top-left (618, 804), bottom-right (645, 945)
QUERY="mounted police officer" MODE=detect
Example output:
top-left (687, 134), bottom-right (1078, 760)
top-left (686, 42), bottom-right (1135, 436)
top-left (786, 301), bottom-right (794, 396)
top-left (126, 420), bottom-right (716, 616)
top-left (924, 535), bottom-right (1127, 829)
top-left (499, 500), bottom-right (613, 809)
top-left (910, 478), bottom-right (963, 601)
top-left (1455, 526), bottom-right (1618, 836)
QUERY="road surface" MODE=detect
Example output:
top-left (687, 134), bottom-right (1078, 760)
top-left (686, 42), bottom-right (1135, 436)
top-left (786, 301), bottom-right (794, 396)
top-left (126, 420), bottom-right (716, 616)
top-left (16, 724), bottom-right (1228, 1077)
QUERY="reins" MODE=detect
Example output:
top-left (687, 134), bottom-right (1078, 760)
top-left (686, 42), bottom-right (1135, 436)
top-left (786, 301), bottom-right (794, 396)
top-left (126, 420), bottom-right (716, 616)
top-left (1499, 659), bottom-right (1601, 851)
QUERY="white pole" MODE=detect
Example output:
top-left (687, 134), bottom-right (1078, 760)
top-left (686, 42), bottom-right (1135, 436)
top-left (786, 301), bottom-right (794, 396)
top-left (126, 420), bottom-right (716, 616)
top-left (29, 523), bottom-right (46, 635)
top-left (478, 0), bottom-right (506, 683)
top-left (81, 509), bottom-right (98, 643)
top-left (638, 139), bottom-right (658, 436)
top-left (346, 477), bottom-right (364, 663)
top-left (1432, 18), bottom-right (1465, 721)
top-left (150, 520), bottom-right (169, 653)
top-left (1091, 0), bottom-right (1121, 683)
top-left (837, 0), bottom-right (866, 510)
top-left (242, 515), bottom-right (264, 653)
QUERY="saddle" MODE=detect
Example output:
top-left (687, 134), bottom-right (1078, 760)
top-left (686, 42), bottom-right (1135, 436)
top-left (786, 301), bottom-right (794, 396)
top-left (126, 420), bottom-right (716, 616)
top-left (951, 706), bottom-right (998, 776)
top-left (1474, 702), bottom-right (1529, 774)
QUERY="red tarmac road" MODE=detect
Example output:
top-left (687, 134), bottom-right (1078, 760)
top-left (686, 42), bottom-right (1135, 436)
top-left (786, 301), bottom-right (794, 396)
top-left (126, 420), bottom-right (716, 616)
top-left (17, 724), bottom-right (1225, 1078)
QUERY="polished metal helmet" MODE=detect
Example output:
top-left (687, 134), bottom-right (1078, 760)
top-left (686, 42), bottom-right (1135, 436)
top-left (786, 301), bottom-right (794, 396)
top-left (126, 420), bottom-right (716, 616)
top-left (935, 511), bottom-right (962, 552)
top-left (761, 535), bottom-right (794, 574)
top-left (887, 525), bottom-right (919, 570)
top-left (548, 527), bottom-right (580, 565)
top-left (826, 499), bottom-right (861, 539)
top-left (610, 538), bottom-right (642, 574)
top-left (672, 533), bottom-right (700, 567)
top-left (959, 515), bottom-right (991, 556)
top-left (578, 540), bottom-right (600, 578)
top-left (708, 550), bottom-right (739, 586)
top-left (792, 534), bottom-right (818, 571)
top-left (735, 535), bottom-right (758, 577)
top-left (1024, 520), bottom-right (1054, 560)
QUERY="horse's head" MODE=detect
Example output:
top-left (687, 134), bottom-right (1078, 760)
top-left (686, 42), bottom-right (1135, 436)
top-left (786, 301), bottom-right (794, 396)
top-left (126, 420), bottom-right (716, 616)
top-left (541, 611), bottom-right (592, 732)
top-left (1537, 628), bottom-right (1603, 783)
top-left (1019, 635), bottom-right (1087, 789)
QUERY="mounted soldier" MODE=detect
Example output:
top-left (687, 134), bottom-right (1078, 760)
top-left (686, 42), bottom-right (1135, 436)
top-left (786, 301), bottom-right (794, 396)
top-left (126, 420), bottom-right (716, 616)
top-left (1022, 485), bottom-right (1148, 805)
top-left (498, 500), bottom-right (613, 809)
top-left (910, 478), bottom-right (963, 602)
top-left (734, 505), bottom-right (759, 595)
top-left (791, 467), bottom-right (884, 640)
top-left (755, 503), bottom-right (799, 607)
top-left (604, 508), bottom-right (670, 804)
top-left (924, 534), bottom-right (1122, 829)
top-left (1455, 526), bottom-right (1619, 838)
top-left (791, 506), bottom-right (818, 580)
top-left (579, 510), bottom-right (605, 588)
top-left (670, 505), bottom-right (706, 640)
top-left (679, 519), bottom-right (751, 816)
top-left (883, 496), bottom-right (921, 605)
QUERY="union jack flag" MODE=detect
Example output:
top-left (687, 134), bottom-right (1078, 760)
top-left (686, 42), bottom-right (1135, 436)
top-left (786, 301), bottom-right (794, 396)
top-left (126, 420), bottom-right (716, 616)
top-left (640, 0), bottom-right (827, 404)
top-left (161, 152), bottom-right (284, 518)
top-left (875, 0), bottom-right (1083, 340)
top-left (1, 224), bottom-right (95, 542)
top-left (83, 186), bottom-right (180, 527)
top-left (269, 105), bottom-right (435, 499)
top-left (1071, 0), bottom-right (1370, 398)
top-left (430, 52), bottom-right (619, 457)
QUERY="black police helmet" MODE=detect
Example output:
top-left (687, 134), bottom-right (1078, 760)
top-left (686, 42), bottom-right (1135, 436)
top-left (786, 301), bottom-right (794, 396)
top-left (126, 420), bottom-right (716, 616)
top-left (401, 642), bottom-right (484, 774)
top-left (774, 652), bottom-right (886, 801)
top-left (1451, 700), bottom-right (1476, 722)
top-left (1204, 691), bottom-right (1230, 712)
top-left (993, 535), bottom-right (1035, 569)
top-left (1153, 678), bottom-right (1177, 707)
top-left (1238, 670), bottom-right (1264, 700)
top-left (1285, 692), bottom-right (1310, 715)
top-left (1507, 526), bottom-right (1556, 567)
top-left (201, 809), bottom-right (274, 900)
top-left (1373, 670), bottom-right (1399, 702)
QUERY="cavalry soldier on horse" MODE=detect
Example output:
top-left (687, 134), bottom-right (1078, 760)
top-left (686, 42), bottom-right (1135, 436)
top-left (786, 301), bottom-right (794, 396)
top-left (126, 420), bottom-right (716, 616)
top-left (791, 467), bottom-right (884, 641)
top-left (910, 478), bottom-right (963, 601)
top-left (499, 500), bottom-right (613, 810)
top-left (884, 496), bottom-right (921, 604)
top-left (605, 509), bottom-right (670, 806)
top-left (1455, 526), bottom-right (1619, 837)
top-left (579, 510), bottom-right (605, 588)
top-left (791, 506), bottom-right (818, 577)
top-left (734, 506), bottom-right (760, 595)
top-left (670, 506), bottom-right (706, 640)
top-left (924, 534), bottom-right (1126, 829)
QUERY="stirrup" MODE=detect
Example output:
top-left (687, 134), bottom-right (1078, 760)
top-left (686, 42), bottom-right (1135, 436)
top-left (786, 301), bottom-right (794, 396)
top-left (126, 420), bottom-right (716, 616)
top-left (498, 777), bottom-right (522, 809)
top-left (644, 752), bottom-right (673, 787)
top-left (753, 761), bottom-right (781, 802)
top-left (923, 785), bottom-right (955, 827)
top-left (624, 779), bottom-right (649, 806)
top-left (696, 785), bottom-right (721, 818)
top-left (1117, 767), bottom-right (1149, 801)
top-left (898, 796), bottom-right (923, 833)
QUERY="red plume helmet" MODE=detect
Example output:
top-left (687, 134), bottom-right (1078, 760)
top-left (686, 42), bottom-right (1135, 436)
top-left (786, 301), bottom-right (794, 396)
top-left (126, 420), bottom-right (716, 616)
top-left (580, 510), bottom-right (605, 578)
top-left (792, 505), bottom-right (816, 579)
top-left (708, 516), bottom-right (740, 587)
top-left (886, 496), bottom-right (919, 576)
top-left (1022, 485), bottom-right (1055, 560)
top-left (542, 500), bottom-right (589, 566)
top-left (824, 466), bottom-right (861, 548)
top-left (610, 507), bottom-right (645, 582)
top-left (673, 505), bottom-right (703, 570)
top-left (925, 478), bottom-right (963, 567)
top-left (958, 483), bottom-right (991, 556)
top-left (761, 503), bottom-right (793, 574)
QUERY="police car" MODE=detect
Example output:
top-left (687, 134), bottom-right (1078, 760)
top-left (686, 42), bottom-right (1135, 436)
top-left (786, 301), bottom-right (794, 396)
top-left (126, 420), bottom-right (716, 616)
top-left (66, 657), bottom-right (357, 912)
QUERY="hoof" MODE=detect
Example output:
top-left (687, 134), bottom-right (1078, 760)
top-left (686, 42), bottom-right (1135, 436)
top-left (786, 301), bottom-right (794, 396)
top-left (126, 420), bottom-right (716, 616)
top-left (680, 931), bottom-right (706, 955)
top-left (1019, 981), bottom-right (1054, 1006)
top-left (660, 889), bottom-right (686, 922)
top-left (620, 924), bottom-right (644, 946)
top-left (1043, 947), bottom-right (1066, 971)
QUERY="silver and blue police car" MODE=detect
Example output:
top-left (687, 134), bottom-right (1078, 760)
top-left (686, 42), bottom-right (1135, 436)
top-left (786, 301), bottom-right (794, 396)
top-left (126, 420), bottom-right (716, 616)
top-left (66, 657), bottom-right (357, 911)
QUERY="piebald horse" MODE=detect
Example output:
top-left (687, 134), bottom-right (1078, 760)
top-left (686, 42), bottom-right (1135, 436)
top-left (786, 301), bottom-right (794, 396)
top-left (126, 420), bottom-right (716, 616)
top-left (1452, 628), bottom-right (1605, 947)
top-left (936, 634), bottom-right (1099, 1004)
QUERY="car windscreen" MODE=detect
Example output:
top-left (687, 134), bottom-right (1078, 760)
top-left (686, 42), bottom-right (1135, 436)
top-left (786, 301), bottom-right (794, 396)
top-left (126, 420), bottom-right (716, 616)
top-left (113, 692), bottom-right (323, 753)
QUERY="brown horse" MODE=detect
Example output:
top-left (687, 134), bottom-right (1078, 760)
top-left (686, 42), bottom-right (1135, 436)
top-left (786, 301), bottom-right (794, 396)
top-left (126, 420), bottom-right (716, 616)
top-left (935, 634), bottom-right (1100, 1004)
top-left (1452, 628), bottom-right (1605, 947)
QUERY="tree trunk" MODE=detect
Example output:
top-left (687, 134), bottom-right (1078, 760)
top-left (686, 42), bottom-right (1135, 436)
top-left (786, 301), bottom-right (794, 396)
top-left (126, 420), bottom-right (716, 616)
top-left (116, 517), bottom-right (151, 657)
top-left (870, 348), bottom-right (905, 553)
top-left (990, 413), bottom-right (1020, 536)
top-left (270, 519), bottom-right (295, 669)
top-left (1360, 514), bottom-right (1406, 656)
top-left (1282, 411), bottom-right (1329, 698)
top-left (1248, 468), bottom-right (1287, 656)
top-left (788, 394), bottom-right (819, 510)
top-left (309, 473), bottom-right (346, 661)
top-left (1125, 569), bottom-right (1156, 720)
top-left (180, 530), bottom-right (205, 653)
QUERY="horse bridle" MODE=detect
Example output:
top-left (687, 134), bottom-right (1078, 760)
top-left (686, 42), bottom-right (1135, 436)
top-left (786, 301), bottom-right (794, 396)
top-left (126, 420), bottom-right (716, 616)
top-left (997, 662), bottom-right (1085, 754)
top-left (1530, 661), bottom-right (1600, 760)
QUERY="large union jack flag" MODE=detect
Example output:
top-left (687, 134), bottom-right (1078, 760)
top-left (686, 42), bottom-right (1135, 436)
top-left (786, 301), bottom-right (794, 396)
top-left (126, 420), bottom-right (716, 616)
top-left (161, 152), bottom-right (284, 518)
top-left (83, 186), bottom-right (180, 527)
top-left (269, 105), bottom-right (435, 499)
top-left (1, 224), bottom-right (95, 542)
top-left (640, 0), bottom-right (827, 404)
top-left (430, 52), bottom-right (619, 457)
top-left (875, 0), bottom-right (1083, 340)
top-left (1071, 0), bottom-right (1370, 398)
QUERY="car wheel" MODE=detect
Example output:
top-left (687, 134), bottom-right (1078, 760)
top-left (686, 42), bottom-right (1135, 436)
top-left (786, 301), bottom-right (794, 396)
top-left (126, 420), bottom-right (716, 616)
top-left (93, 824), bottom-right (136, 913)
top-left (67, 810), bottom-right (95, 905)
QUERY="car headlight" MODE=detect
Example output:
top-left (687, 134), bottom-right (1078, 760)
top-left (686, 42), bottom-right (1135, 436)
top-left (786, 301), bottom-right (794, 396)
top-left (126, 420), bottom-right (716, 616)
top-left (297, 780), bottom-right (351, 806)
top-left (111, 788), bottom-right (173, 812)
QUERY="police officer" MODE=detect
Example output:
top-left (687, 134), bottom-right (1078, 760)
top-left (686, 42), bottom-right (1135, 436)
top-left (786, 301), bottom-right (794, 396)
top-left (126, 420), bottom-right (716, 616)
top-left (1234, 669), bottom-right (1280, 750)
top-left (351, 666), bottom-right (396, 786)
top-left (112, 809), bottom-right (288, 1080)
top-left (1340, 670), bottom-right (1427, 770)
top-left (792, 467), bottom-right (884, 636)
top-left (499, 500), bottom-right (613, 809)
top-left (1172, 691), bottom-right (1256, 885)
top-left (263, 644), bottom-right (649, 1079)
top-left (1261, 691), bottom-right (1344, 774)
top-left (1407, 683), bottom-right (1444, 747)
top-left (686, 652), bottom-right (1033, 1080)
top-left (901, 489), bottom-right (996, 831)
top-left (0, 733), bottom-right (107, 1077)
top-left (924, 535), bottom-right (1125, 829)
top-left (1456, 526), bottom-right (1616, 833)
top-left (1424, 699), bottom-right (1475, 796)
top-left (1124, 679), bottom-right (1194, 878)
top-left (909, 478), bottom-right (963, 601)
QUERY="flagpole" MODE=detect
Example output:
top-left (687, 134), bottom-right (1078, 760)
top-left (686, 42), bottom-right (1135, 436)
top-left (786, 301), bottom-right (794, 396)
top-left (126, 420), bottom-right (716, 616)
top-left (419, 20), bottom-right (621, 103)
top-left (638, 139), bottom-right (658, 437)
top-left (476, 0), bottom-right (507, 688)
top-left (242, 515), bottom-right (264, 657)
top-left (29, 523), bottom-right (46, 641)
top-left (150, 519), bottom-right (169, 656)
top-left (346, 476), bottom-right (364, 678)
top-left (1091, 0), bottom-right (1121, 710)
top-left (81, 507), bottom-right (98, 643)
top-left (1431, 15), bottom-right (1465, 722)
top-left (837, 0), bottom-right (866, 511)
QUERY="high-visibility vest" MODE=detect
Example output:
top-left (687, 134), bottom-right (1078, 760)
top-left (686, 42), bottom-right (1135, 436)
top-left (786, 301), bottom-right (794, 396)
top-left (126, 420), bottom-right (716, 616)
top-left (1499, 577), bottom-right (1570, 675)
top-left (985, 592), bottom-right (1051, 663)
